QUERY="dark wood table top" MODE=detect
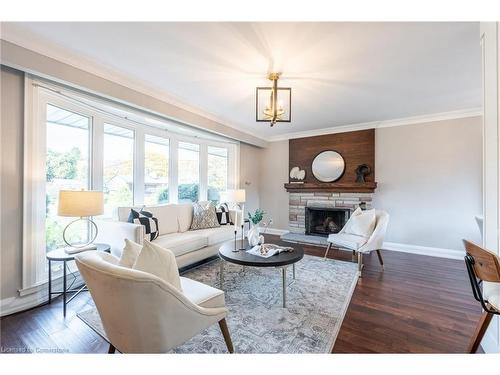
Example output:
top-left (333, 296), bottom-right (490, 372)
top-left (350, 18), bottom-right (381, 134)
top-left (219, 239), bottom-right (304, 267)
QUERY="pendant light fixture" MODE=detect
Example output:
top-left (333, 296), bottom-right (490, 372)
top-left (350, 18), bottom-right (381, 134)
top-left (256, 72), bottom-right (291, 127)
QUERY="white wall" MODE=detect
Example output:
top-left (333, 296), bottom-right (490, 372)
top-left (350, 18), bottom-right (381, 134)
top-left (0, 66), bottom-right (24, 301)
top-left (373, 117), bottom-right (483, 251)
top-left (258, 140), bottom-right (289, 231)
top-left (239, 143), bottom-right (261, 215)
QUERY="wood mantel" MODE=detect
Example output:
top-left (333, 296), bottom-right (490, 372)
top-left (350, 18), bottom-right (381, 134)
top-left (284, 182), bottom-right (377, 193)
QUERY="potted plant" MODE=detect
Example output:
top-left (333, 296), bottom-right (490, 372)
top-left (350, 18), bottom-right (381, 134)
top-left (247, 209), bottom-right (265, 246)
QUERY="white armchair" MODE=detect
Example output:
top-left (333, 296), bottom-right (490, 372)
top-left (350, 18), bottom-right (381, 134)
top-left (75, 251), bottom-right (234, 353)
top-left (324, 209), bottom-right (389, 277)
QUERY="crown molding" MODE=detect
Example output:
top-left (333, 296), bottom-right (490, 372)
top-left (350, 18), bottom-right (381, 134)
top-left (267, 108), bottom-right (483, 142)
top-left (0, 25), bottom-right (265, 145)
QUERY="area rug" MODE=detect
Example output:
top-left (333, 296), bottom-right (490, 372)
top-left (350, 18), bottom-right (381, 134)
top-left (78, 255), bottom-right (358, 353)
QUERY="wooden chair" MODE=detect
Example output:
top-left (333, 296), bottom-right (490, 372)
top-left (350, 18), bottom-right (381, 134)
top-left (463, 240), bottom-right (500, 353)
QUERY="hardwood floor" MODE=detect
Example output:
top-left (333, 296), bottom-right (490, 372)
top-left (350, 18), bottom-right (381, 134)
top-left (0, 237), bottom-right (482, 353)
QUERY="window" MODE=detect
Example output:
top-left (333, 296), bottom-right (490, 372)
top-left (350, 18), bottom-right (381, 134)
top-left (144, 134), bottom-right (169, 205)
top-left (178, 142), bottom-right (200, 203)
top-left (103, 124), bottom-right (134, 217)
top-left (24, 81), bottom-right (238, 291)
top-left (45, 104), bottom-right (90, 251)
top-left (207, 146), bottom-right (228, 203)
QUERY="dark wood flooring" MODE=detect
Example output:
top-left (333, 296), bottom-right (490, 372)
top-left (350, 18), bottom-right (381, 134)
top-left (0, 236), bottom-right (482, 353)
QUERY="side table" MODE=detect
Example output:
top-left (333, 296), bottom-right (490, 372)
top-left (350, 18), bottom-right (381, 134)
top-left (46, 243), bottom-right (110, 317)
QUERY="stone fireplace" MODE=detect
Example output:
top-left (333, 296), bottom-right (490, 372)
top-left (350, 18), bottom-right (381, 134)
top-left (288, 192), bottom-right (373, 234)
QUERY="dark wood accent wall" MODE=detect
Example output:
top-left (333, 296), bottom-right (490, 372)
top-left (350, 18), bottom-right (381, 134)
top-left (288, 129), bottom-right (375, 185)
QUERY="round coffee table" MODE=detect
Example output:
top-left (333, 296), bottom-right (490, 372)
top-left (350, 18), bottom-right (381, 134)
top-left (218, 239), bottom-right (304, 308)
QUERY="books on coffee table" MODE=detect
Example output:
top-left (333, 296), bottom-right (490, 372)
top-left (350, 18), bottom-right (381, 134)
top-left (247, 243), bottom-right (294, 258)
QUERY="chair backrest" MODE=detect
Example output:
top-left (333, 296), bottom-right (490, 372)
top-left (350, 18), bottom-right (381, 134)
top-left (355, 210), bottom-right (389, 252)
top-left (75, 251), bottom-right (216, 353)
top-left (463, 240), bottom-right (500, 282)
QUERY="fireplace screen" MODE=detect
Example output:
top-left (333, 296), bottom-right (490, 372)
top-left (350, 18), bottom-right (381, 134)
top-left (305, 207), bottom-right (351, 237)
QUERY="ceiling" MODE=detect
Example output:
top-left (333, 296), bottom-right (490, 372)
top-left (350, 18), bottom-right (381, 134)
top-left (1, 22), bottom-right (481, 140)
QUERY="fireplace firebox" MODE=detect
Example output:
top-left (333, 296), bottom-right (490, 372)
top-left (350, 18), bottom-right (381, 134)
top-left (305, 207), bottom-right (351, 237)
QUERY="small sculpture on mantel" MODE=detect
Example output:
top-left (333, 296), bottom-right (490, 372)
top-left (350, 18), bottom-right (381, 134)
top-left (289, 166), bottom-right (306, 183)
top-left (355, 164), bottom-right (372, 183)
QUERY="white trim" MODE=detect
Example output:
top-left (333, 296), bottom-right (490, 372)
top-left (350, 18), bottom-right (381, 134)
top-left (267, 108), bottom-right (483, 142)
top-left (383, 241), bottom-right (465, 260)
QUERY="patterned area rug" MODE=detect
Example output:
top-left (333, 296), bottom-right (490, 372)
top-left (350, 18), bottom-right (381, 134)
top-left (78, 255), bottom-right (358, 353)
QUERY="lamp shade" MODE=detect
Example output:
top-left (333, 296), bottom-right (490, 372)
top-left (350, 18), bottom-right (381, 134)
top-left (58, 190), bottom-right (104, 217)
top-left (221, 189), bottom-right (246, 203)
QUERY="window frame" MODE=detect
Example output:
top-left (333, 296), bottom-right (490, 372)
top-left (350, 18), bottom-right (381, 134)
top-left (22, 78), bottom-right (239, 291)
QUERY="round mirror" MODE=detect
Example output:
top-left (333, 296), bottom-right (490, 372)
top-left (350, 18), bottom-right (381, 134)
top-left (311, 151), bottom-right (345, 182)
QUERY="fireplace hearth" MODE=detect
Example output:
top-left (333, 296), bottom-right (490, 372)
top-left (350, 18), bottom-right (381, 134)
top-left (305, 207), bottom-right (351, 237)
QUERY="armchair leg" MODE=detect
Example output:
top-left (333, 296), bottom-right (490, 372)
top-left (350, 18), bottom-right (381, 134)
top-left (376, 249), bottom-right (384, 270)
top-left (357, 252), bottom-right (364, 277)
top-left (467, 310), bottom-right (494, 353)
top-left (108, 344), bottom-right (116, 354)
top-left (324, 242), bottom-right (332, 259)
top-left (218, 318), bottom-right (234, 353)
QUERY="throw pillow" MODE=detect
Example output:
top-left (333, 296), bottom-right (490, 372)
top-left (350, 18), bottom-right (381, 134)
top-left (342, 207), bottom-right (362, 233)
top-left (216, 203), bottom-right (232, 225)
top-left (128, 208), bottom-right (159, 241)
top-left (190, 201), bottom-right (220, 230)
top-left (118, 239), bottom-right (143, 268)
top-left (132, 240), bottom-right (182, 291)
top-left (344, 209), bottom-right (376, 238)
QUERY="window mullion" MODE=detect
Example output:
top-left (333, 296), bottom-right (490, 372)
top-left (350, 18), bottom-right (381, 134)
top-left (92, 116), bottom-right (104, 191)
top-left (170, 136), bottom-right (179, 203)
top-left (135, 130), bottom-right (145, 205)
top-left (199, 143), bottom-right (208, 201)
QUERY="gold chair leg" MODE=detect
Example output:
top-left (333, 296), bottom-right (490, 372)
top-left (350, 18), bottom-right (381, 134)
top-left (357, 252), bottom-right (364, 277)
top-left (376, 249), bottom-right (384, 270)
top-left (324, 242), bottom-right (332, 259)
top-left (218, 318), bottom-right (234, 353)
top-left (467, 310), bottom-right (494, 353)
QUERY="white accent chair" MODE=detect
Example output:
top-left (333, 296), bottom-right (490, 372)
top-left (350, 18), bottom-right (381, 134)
top-left (324, 209), bottom-right (389, 277)
top-left (75, 251), bottom-right (234, 353)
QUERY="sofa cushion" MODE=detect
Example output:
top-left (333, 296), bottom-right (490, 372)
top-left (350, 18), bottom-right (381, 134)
top-left (177, 203), bottom-right (194, 233)
top-left (132, 240), bottom-right (182, 291)
top-left (191, 226), bottom-right (236, 246)
top-left (147, 204), bottom-right (179, 235)
top-left (117, 205), bottom-right (179, 235)
top-left (327, 233), bottom-right (368, 251)
top-left (154, 232), bottom-right (208, 257)
top-left (180, 277), bottom-right (225, 309)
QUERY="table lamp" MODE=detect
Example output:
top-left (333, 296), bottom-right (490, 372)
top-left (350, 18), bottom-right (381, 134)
top-left (221, 189), bottom-right (246, 250)
top-left (58, 190), bottom-right (104, 254)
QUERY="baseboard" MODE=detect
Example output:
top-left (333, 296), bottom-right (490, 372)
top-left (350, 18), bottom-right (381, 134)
top-left (0, 273), bottom-right (85, 317)
top-left (259, 227), bottom-right (290, 236)
top-left (383, 241), bottom-right (465, 260)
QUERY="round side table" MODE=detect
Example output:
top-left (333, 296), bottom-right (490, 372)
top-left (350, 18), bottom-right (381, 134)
top-left (46, 243), bottom-right (110, 317)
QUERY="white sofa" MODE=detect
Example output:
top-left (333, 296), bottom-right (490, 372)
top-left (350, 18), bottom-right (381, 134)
top-left (96, 203), bottom-right (241, 268)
